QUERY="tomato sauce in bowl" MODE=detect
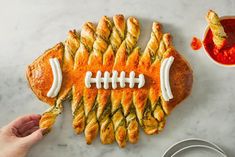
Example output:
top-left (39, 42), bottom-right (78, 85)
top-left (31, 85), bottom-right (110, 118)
top-left (203, 17), bottom-right (235, 66)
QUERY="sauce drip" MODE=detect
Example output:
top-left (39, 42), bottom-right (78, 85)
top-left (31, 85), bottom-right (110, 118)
top-left (191, 37), bottom-right (202, 50)
top-left (203, 18), bottom-right (235, 65)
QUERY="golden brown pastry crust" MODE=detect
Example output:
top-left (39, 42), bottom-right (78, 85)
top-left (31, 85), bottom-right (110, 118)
top-left (161, 49), bottom-right (193, 115)
top-left (26, 14), bottom-right (193, 147)
top-left (26, 43), bottom-right (64, 106)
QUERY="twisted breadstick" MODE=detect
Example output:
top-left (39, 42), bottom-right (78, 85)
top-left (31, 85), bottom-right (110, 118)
top-left (72, 99), bottom-right (85, 133)
top-left (126, 111), bottom-right (139, 144)
top-left (125, 17), bottom-right (140, 53)
top-left (93, 16), bottom-right (112, 55)
top-left (109, 16), bottom-right (126, 116)
top-left (154, 33), bottom-right (173, 132)
top-left (122, 47), bottom-right (140, 143)
top-left (146, 24), bottom-right (163, 110)
top-left (133, 22), bottom-right (162, 135)
top-left (99, 15), bottom-right (126, 145)
top-left (74, 22), bottom-right (96, 70)
top-left (99, 46), bottom-right (118, 144)
top-left (153, 104), bottom-right (165, 132)
top-left (80, 22), bottom-right (96, 52)
top-left (139, 22), bottom-right (162, 70)
top-left (85, 16), bottom-right (113, 144)
top-left (99, 51), bottom-right (115, 144)
top-left (151, 32), bottom-right (172, 108)
top-left (56, 30), bottom-right (79, 106)
top-left (72, 22), bottom-right (96, 134)
top-left (112, 16), bottom-right (140, 147)
top-left (65, 30), bottom-right (80, 57)
top-left (110, 15), bottom-right (126, 51)
top-left (39, 104), bottom-right (62, 133)
top-left (157, 33), bottom-right (172, 59)
top-left (144, 22), bottom-right (162, 61)
top-left (99, 103), bottom-right (115, 144)
top-left (122, 47), bottom-right (140, 116)
top-left (95, 16), bottom-right (113, 119)
top-left (206, 10), bottom-right (227, 49)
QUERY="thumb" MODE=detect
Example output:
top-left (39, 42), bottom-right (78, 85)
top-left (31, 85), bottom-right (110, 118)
top-left (21, 129), bottom-right (44, 147)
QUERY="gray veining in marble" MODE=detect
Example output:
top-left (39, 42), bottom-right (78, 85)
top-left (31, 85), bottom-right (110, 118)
top-left (0, 0), bottom-right (235, 157)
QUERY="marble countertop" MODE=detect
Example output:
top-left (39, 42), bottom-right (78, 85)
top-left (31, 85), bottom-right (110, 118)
top-left (0, 0), bottom-right (235, 156)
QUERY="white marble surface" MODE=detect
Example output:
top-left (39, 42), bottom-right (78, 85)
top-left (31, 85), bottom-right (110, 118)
top-left (0, 0), bottom-right (235, 156)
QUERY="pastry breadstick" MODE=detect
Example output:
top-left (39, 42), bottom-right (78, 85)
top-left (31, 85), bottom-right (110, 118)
top-left (110, 15), bottom-right (126, 52)
top-left (112, 16), bottom-right (140, 147)
top-left (144, 22), bottom-right (162, 61)
top-left (95, 18), bottom-right (115, 145)
top-left (84, 16), bottom-right (113, 144)
top-left (72, 22), bottom-right (96, 134)
top-left (206, 10), bottom-right (227, 49)
top-left (156, 33), bottom-right (173, 132)
top-left (122, 47), bottom-right (140, 144)
top-left (133, 22), bottom-right (162, 135)
top-left (39, 103), bottom-right (62, 133)
top-left (99, 15), bottom-right (126, 145)
top-left (65, 30), bottom-right (80, 57)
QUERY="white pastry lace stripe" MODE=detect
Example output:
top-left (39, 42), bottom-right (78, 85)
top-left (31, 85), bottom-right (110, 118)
top-left (85, 71), bottom-right (145, 89)
top-left (53, 58), bottom-right (63, 97)
top-left (160, 56), bottom-right (174, 101)
top-left (160, 59), bottom-right (169, 101)
top-left (111, 71), bottom-right (118, 89)
top-left (164, 57), bottom-right (174, 99)
top-left (47, 58), bottom-right (63, 98)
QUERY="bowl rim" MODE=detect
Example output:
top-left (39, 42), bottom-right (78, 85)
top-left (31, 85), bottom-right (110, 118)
top-left (203, 16), bottom-right (235, 67)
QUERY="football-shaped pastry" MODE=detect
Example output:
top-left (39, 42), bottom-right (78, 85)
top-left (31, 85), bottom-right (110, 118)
top-left (26, 15), bottom-right (193, 147)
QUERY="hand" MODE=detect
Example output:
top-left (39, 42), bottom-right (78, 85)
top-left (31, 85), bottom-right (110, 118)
top-left (0, 114), bottom-right (44, 157)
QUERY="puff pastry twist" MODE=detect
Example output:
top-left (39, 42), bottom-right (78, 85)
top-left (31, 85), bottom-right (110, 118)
top-left (206, 10), bottom-right (227, 49)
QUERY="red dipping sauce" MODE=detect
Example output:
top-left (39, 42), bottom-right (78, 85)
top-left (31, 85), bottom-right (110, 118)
top-left (203, 18), bottom-right (235, 65)
top-left (191, 37), bottom-right (202, 50)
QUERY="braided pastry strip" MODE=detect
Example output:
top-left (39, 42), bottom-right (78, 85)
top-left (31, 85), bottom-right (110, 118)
top-left (39, 103), bottom-right (62, 133)
top-left (111, 17), bottom-right (140, 147)
top-left (134, 22), bottom-right (162, 135)
top-left (123, 47), bottom-right (140, 144)
top-left (83, 16), bottom-right (113, 144)
top-left (206, 10), bottom-right (227, 49)
top-left (152, 33), bottom-right (173, 132)
top-left (72, 22), bottom-right (96, 134)
top-left (99, 15), bottom-right (126, 145)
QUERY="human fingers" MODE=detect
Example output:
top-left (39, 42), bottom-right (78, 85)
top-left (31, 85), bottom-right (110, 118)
top-left (7, 114), bottom-right (41, 130)
top-left (21, 126), bottom-right (40, 137)
top-left (17, 120), bottom-right (40, 136)
top-left (20, 128), bottom-right (44, 147)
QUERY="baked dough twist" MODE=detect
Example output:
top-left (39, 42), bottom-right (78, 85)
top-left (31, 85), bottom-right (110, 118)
top-left (111, 17), bottom-right (140, 147)
top-left (72, 22), bottom-right (96, 135)
top-left (206, 10), bottom-right (227, 49)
